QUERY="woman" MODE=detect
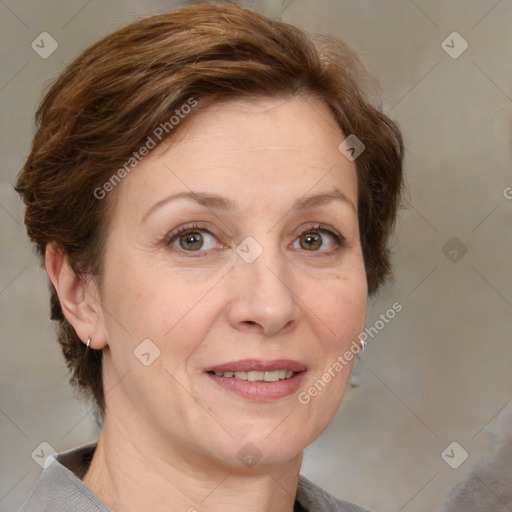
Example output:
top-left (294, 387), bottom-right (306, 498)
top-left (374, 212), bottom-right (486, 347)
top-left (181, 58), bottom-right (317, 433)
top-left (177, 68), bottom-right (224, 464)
top-left (15, 2), bottom-right (403, 511)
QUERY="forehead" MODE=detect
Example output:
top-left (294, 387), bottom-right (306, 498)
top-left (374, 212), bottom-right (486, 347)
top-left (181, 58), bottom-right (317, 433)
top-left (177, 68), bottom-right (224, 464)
top-left (165, 96), bottom-right (348, 166)
top-left (110, 95), bottom-right (358, 219)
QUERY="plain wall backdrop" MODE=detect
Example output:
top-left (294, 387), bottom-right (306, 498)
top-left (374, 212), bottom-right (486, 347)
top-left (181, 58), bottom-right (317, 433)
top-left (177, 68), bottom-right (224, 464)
top-left (1, 1), bottom-right (511, 511)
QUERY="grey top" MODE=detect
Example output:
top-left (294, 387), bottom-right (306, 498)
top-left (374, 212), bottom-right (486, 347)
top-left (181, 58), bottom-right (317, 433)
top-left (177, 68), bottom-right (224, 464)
top-left (18, 442), bottom-right (371, 512)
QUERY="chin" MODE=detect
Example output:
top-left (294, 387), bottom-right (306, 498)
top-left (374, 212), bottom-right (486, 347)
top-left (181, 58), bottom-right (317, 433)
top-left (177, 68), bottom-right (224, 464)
top-left (204, 428), bottom-right (308, 471)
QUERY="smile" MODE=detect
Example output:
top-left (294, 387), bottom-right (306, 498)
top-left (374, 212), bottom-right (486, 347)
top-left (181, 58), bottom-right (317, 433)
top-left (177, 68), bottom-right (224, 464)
top-left (207, 369), bottom-right (295, 381)
top-left (204, 359), bottom-right (307, 401)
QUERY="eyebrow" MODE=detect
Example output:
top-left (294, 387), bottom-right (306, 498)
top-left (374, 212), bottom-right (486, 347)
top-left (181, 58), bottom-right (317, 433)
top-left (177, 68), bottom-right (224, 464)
top-left (142, 187), bottom-right (357, 222)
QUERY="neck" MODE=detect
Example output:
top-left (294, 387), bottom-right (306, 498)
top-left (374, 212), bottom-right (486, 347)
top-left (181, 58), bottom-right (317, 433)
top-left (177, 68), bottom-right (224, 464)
top-left (82, 412), bottom-right (303, 512)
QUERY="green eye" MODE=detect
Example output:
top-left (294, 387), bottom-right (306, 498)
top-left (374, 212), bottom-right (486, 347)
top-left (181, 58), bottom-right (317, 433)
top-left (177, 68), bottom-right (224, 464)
top-left (177, 231), bottom-right (204, 251)
top-left (300, 232), bottom-right (323, 250)
top-left (166, 223), bottom-right (345, 256)
top-left (295, 225), bottom-right (345, 253)
top-left (167, 224), bottom-right (217, 252)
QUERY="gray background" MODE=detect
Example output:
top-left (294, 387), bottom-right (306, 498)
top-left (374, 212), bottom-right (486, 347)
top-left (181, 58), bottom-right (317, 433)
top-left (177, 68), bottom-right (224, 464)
top-left (1, 1), bottom-right (511, 511)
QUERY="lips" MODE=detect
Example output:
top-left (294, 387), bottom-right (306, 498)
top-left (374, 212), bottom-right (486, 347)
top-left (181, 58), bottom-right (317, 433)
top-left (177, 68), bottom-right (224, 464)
top-left (204, 359), bottom-right (307, 373)
top-left (204, 359), bottom-right (308, 401)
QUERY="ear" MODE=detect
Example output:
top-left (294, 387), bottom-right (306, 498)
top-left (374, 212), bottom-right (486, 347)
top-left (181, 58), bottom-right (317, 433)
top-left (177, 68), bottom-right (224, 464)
top-left (45, 242), bottom-right (108, 350)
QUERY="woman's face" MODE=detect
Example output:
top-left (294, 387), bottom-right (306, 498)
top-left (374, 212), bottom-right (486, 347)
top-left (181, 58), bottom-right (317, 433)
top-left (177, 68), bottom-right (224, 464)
top-left (96, 96), bottom-right (368, 470)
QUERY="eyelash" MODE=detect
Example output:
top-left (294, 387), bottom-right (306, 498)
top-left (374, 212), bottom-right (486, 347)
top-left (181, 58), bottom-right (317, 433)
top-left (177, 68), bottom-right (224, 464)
top-left (165, 223), bottom-right (346, 256)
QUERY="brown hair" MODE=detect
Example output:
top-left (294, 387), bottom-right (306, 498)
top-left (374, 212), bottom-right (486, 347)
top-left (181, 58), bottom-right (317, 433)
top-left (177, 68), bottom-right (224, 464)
top-left (15, 1), bottom-right (404, 421)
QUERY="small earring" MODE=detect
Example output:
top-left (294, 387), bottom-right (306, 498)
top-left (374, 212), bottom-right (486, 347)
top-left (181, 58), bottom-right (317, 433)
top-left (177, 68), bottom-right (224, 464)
top-left (360, 339), bottom-right (367, 352)
top-left (86, 338), bottom-right (91, 349)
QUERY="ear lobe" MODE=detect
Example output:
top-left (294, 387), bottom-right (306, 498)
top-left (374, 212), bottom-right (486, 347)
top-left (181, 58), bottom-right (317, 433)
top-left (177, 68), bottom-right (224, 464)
top-left (360, 312), bottom-right (367, 334)
top-left (358, 312), bottom-right (367, 350)
top-left (45, 242), bottom-right (108, 350)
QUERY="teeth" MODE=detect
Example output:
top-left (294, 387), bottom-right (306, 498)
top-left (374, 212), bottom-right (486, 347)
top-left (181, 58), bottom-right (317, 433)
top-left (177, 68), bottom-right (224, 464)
top-left (264, 371), bottom-right (279, 382)
top-left (212, 370), bottom-right (296, 381)
top-left (248, 371), bottom-right (264, 382)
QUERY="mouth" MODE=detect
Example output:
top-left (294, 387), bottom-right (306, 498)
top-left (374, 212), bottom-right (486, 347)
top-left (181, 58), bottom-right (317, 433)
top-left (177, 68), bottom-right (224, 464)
top-left (204, 359), bottom-right (307, 401)
top-left (206, 369), bottom-right (296, 382)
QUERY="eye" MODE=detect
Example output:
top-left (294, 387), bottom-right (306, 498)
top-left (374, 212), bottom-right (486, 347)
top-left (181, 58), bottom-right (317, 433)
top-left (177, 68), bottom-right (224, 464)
top-left (165, 222), bottom-right (345, 255)
top-left (166, 224), bottom-right (218, 253)
top-left (293, 224), bottom-right (345, 253)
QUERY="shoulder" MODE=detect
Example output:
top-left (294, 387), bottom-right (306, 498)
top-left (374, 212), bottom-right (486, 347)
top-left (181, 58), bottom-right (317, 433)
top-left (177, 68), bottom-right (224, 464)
top-left (296, 474), bottom-right (372, 512)
top-left (440, 402), bottom-right (512, 512)
top-left (17, 442), bottom-right (111, 512)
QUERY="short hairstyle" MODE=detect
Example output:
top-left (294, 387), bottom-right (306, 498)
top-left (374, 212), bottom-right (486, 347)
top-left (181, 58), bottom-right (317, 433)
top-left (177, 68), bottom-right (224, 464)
top-left (15, 1), bottom-right (404, 421)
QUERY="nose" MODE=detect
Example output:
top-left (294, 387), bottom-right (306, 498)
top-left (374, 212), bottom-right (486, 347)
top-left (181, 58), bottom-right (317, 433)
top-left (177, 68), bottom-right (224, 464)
top-left (226, 241), bottom-right (301, 338)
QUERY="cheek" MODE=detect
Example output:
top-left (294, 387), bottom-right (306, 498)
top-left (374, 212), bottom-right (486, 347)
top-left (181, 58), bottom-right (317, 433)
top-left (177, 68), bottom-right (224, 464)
top-left (310, 265), bottom-right (367, 335)
top-left (305, 271), bottom-right (367, 384)
top-left (102, 259), bottom-right (220, 365)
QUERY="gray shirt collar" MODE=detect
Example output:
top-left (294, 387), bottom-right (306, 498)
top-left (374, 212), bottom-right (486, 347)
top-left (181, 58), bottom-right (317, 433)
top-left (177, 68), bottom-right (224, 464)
top-left (19, 441), bottom-right (370, 512)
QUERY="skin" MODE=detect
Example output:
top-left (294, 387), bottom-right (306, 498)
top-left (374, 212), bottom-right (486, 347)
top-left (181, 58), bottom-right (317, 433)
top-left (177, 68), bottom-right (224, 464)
top-left (46, 95), bottom-right (368, 512)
